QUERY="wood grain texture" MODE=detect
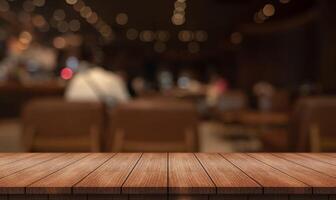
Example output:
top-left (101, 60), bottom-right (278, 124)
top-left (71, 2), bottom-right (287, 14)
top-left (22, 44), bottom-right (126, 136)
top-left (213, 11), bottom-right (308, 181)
top-left (0, 153), bottom-right (336, 198)
top-left (169, 153), bottom-right (215, 195)
top-left (168, 195), bottom-right (208, 200)
top-left (248, 195), bottom-right (288, 200)
top-left (196, 153), bottom-right (261, 194)
top-left (0, 153), bottom-right (87, 194)
top-left (209, 195), bottom-right (247, 200)
top-left (299, 153), bottom-right (336, 166)
top-left (48, 194), bottom-right (87, 200)
top-left (87, 194), bottom-right (128, 200)
top-left (249, 153), bottom-right (336, 194)
top-left (0, 194), bottom-right (7, 200)
top-left (325, 153), bottom-right (336, 159)
top-left (122, 153), bottom-right (167, 194)
top-left (74, 153), bottom-right (141, 194)
top-left (27, 153), bottom-right (113, 194)
top-left (221, 153), bottom-right (310, 194)
top-left (0, 153), bottom-right (63, 179)
top-left (274, 153), bottom-right (336, 178)
top-left (0, 154), bottom-right (36, 166)
top-left (7, 194), bottom-right (48, 200)
top-left (129, 195), bottom-right (167, 200)
top-left (289, 195), bottom-right (328, 200)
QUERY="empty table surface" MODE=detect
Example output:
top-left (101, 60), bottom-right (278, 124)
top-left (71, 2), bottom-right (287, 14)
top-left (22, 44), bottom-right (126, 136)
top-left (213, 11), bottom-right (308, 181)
top-left (0, 153), bottom-right (335, 200)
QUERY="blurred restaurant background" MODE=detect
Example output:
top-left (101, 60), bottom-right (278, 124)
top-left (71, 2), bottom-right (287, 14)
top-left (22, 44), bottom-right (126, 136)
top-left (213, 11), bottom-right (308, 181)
top-left (0, 0), bottom-right (336, 152)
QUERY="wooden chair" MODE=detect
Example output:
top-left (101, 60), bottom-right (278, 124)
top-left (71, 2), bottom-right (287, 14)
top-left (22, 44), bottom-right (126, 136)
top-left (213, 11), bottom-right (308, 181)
top-left (22, 98), bottom-right (104, 152)
top-left (291, 96), bottom-right (336, 152)
top-left (111, 99), bottom-right (199, 152)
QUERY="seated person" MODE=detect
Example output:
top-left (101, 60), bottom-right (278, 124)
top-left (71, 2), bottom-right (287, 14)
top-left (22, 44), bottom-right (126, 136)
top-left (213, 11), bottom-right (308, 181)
top-left (65, 65), bottom-right (130, 106)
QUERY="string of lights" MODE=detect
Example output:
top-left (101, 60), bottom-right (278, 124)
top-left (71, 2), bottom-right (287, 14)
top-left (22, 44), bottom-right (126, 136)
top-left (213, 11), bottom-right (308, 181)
top-left (65, 0), bottom-right (114, 42)
top-left (172, 0), bottom-right (186, 26)
top-left (0, 0), bottom-right (210, 54)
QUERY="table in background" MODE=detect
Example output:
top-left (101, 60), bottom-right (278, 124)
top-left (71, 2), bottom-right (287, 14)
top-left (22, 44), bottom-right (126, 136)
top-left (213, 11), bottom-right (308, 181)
top-left (0, 153), bottom-right (335, 199)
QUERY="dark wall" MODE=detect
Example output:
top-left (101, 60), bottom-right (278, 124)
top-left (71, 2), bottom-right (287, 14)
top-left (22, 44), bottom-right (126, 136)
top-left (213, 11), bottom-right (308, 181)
top-left (318, 0), bottom-right (336, 93)
top-left (236, 13), bottom-right (319, 90)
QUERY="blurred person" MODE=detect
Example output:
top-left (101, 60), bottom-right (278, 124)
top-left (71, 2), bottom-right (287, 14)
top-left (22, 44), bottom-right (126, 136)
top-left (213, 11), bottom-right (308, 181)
top-left (206, 74), bottom-right (228, 106)
top-left (65, 48), bottom-right (130, 106)
top-left (0, 35), bottom-right (56, 82)
top-left (177, 70), bottom-right (202, 93)
top-left (253, 81), bottom-right (274, 111)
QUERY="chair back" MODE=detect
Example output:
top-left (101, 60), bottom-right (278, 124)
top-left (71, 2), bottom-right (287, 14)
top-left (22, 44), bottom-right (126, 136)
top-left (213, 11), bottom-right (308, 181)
top-left (112, 99), bottom-right (199, 152)
top-left (291, 96), bottom-right (336, 151)
top-left (22, 98), bottom-right (104, 152)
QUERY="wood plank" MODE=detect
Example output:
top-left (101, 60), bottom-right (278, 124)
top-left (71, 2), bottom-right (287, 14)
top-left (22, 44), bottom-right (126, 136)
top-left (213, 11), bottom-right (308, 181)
top-left (7, 194), bottom-right (48, 200)
top-left (129, 195), bottom-right (167, 200)
top-left (299, 153), bottom-right (336, 166)
top-left (169, 195), bottom-right (208, 200)
top-left (74, 153), bottom-right (141, 194)
top-left (169, 153), bottom-right (215, 195)
top-left (128, 194), bottom-right (168, 200)
top-left (325, 153), bottom-right (336, 159)
top-left (0, 194), bottom-right (7, 200)
top-left (0, 153), bottom-right (63, 179)
top-left (221, 153), bottom-right (310, 194)
top-left (87, 194), bottom-right (128, 200)
top-left (248, 195), bottom-right (288, 200)
top-left (249, 153), bottom-right (336, 194)
top-left (0, 153), bottom-right (11, 158)
top-left (196, 153), bottom-right (261, 194)
top-left (0, 154), bottom-right (36, 166)
top-left (122, 153), bottom-right (167, 194)
top-left (289, 195), bottom-right (328, 200)
top-left (274, 153), bottom-right (336, 178)
top-left (49, 194), bottom-right (87, 200)
top-left (209, 195), bottom-right (247, 200)
top-left (27, 153), bottom-right (114, 194)
top-left (0, 153), bottom-right (88, 194)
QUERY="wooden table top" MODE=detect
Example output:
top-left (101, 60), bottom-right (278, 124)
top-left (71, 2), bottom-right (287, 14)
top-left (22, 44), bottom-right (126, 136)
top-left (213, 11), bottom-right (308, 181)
top-left (0, 153), bottom-right (336, 199)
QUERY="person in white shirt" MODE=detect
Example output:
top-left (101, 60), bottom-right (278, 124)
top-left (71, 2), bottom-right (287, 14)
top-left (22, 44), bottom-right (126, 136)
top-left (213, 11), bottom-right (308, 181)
top-left (65, 66), bottom-right (130, 105)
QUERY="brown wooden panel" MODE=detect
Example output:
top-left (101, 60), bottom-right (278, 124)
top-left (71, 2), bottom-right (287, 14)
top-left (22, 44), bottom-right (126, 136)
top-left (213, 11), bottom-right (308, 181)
top-left (129, 195), bottom-right (167, 200)
top-left (221, 153), bottom-right (310, 194)
top-left (87, 194), bottom-right (128, 200)
top-left (330, 195), bottom-right (336, 200)
top-left (169, 153), bottom-right (215, 195)
top-left (248, 195), bottom-right (288, 200)
top-left (27, 153), bottom-right (114, 194)
top-left (196, 153), bottom-right (261, 194)
top-left (0, 154), bottom-right (87, 194)
top-left (289, 195), bottom-right (328, 200)
top-left (0, 154), bottom-right (63, 179)
top-left (168, 195), bottom-right (208, 200)
top-left (123, 153), bottom-right (167, 194)
top-left (325, 153), bottom-right (336, 159)
top-left (49, 194), bottom-right (87, 200)
top-left (274, 153), bottom-right (336, 178)
top-left (0, 154), bottom-right (36, 166)
top-left (0, 153), bottom-right (11, 158)
top-left (249, 153), bottom-right (336, 194)
top-left (0, 194), bottom-right (7, 200)
top-left (299, 153), bottom-right (336, 166)
top-left (8, 194), bottom-right (48, 200)
top-left (209, 195), bottom-right (247, 200)
top-left (74, 153), bottom-right (141, 194)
